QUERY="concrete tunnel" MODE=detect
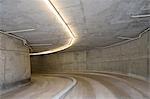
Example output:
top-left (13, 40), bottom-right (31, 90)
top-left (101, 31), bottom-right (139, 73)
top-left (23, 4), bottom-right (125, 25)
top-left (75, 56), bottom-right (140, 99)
top-left (0, 0), bottom-right (150, 99)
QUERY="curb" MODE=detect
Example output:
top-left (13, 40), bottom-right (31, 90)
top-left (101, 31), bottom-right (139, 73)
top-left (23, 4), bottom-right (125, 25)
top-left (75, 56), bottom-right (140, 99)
top-left (41, 74), bottom-right (77, 99)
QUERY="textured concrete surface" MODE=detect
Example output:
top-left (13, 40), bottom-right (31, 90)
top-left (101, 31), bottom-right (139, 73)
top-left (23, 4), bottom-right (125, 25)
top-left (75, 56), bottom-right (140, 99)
top-left (0, 33), bottom-right (31, 93)
top-left (31, 50), bottom-right (87, 73)
top-left (1, 75), bottom-right (71, 99)
top-left (0, 0), bottom-right (150, 52)
top-left (147, 33), bottom-right (150, 81)
top-left (66, 74), bottom-right (150, 99)
top-left (31, 31), bottom-right (150, 81)
top-left (0, 0), bottom-right (70, 52)
top-left (2, 73), bottom-right (149, 99)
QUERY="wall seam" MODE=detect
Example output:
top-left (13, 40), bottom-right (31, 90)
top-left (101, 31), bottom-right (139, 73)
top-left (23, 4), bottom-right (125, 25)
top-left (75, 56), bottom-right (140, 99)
top-left (3, 51), bottom-right (6, 88)
top-left (147, 32), bottom-right (149, 81)
top-left (85, 50), bottom-right (87, 71)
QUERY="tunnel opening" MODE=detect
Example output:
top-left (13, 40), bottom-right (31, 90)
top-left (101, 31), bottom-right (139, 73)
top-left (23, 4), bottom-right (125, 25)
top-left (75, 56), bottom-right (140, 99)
top-left (0, 0), bottom-right (150, 99)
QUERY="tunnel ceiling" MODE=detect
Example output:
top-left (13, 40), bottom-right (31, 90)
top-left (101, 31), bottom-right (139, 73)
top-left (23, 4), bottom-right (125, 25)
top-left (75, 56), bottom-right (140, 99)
top-left (0, 0), bottom-right (150, 53)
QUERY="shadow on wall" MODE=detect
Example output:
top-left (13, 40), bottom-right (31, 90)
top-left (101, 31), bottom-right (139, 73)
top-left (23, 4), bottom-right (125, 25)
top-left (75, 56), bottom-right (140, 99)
top-left (31, 31), bottom-right (150, 81)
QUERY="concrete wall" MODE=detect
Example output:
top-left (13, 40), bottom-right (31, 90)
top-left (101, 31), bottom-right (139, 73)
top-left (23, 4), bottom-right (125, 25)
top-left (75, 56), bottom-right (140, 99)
top-left (147, 32), bottom-right (150, 81)
top-left (87, 32), bottom-right (149, 80)
top-left (31, 31), bottom-right (150, 81)
top-left (31, 50), bottom-right (87, 73)
top-left (0, 33), bottom-right (31, 92)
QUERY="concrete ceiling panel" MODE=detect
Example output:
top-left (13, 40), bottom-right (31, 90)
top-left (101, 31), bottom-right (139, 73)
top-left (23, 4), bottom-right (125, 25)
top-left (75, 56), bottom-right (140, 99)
top-left (0, 0), bottom-right (150, 53)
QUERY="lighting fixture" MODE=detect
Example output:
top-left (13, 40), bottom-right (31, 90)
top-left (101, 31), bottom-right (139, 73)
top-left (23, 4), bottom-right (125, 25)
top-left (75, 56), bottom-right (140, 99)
top-left (117, 36), bottom-right (134, 40)
top-left (30, 0), bottom-right (76, 55)
top-left (3, 29), bottom-right (35, 34)
top-left (30, 43), bottom-right (52, 46)
top-left (30, 38), bottom-right (74, 55)
top-left (131, 14), bottom-right (150, 18)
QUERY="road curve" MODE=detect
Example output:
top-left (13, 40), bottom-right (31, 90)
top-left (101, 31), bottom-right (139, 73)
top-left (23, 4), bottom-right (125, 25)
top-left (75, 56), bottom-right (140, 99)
top-left (62, 72), bottom-right (150, 99)
top-left (1, 75), bottom-right (74, 99)
top-left (1, 73), bottom-right (150, 99)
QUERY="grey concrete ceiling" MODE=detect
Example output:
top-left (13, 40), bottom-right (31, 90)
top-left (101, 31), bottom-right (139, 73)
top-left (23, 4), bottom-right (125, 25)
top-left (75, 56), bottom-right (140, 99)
top-left (0, 0), bottom-right (150, 53)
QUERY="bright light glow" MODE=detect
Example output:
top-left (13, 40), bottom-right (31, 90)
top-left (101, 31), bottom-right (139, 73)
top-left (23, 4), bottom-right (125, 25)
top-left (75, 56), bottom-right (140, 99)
top-left (30, 38), bottom-right (74, 55)
top-left (30, 0), bottom-right (76, 55)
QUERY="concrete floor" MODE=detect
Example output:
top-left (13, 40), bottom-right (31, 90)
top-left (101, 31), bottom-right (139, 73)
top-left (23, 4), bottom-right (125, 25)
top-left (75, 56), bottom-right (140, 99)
top-left (1, 73), bottom-right (150, 99)
top-left (1, 75), bottom-right (72, 99)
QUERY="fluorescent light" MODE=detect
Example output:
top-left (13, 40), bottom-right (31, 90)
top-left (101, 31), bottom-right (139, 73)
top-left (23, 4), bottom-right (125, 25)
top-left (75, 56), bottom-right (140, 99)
top-left (131, 14), bottom-right (150, 18)
top-left (30, 0), bottom-right (76, 55)
top-left (30, 38), bottom-right (74, 55)
top-left (3, 29), bottom-right (35, 34)
top-left (29, 43), bottom-right (52, 46)
top-left (117, 36), bottom-right (133, 40)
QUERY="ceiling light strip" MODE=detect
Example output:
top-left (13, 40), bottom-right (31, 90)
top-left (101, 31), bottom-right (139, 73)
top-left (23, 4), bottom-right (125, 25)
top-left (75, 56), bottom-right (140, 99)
top-left (30, 0), bottom-right (76, 55)
top-left (3, 29), bottom-right (35, 34)
top-left (131, 14), bottom-right (150, 18)
top-left (29, 43), bottom-right (52, 46)
top-left (30, 38), bottom-right (74, 55)
top-left (47, 0), bottom-right (76, 38)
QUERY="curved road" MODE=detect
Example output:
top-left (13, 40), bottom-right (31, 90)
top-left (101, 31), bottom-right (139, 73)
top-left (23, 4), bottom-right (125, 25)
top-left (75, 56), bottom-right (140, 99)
top-left (65, 73), bottom-right (150, 99)
top-left (1, 73), bottom-right (150, 99)
top-left (1, 75), bottom-right (72, 99)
